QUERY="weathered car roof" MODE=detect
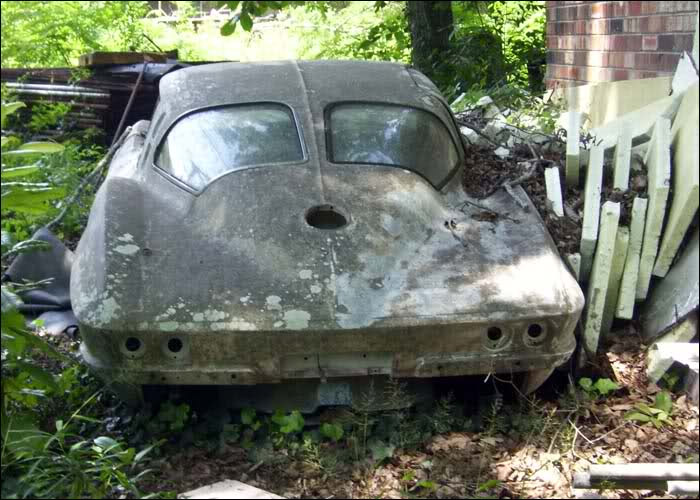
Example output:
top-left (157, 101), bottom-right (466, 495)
top-left (152, 60), bottom-right (458, 148)
top-left (159, 60), bottom-right (441, 113)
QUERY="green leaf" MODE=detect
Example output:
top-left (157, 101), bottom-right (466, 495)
top-left (593, 378), bottom-right (619, 396)
top-left (578, 377), bottom-right (593, 392)
top-left (4, 324), bottom-right (69, 361)
top-left (417, 480), bottom-right (436, 490)
top-left (1, 102), bottom-right (26, 128)
top-left (654, 391), bottom-right (672, 415)
top-left (2, 413), bottom-right (49, 454)
top-left (69, 440), bottom-right (88, 452)
top-left (369, 439), bottom-right (395, 462)
top-left (5, 141), bottom-right (64, 155)
top-left (241, 407), bottom-right (256, 426)
top-left (134, 443), bottom-right (157, 464)
top-left (94, 436), bottom-right (120, 451)
top-left (1, 286), bottom-right (24, 314)
top-left (1, 164), bottom-right (41, 179)
top-left (320, 422), bottom-right (344, 442)
top-left (625, 411), bottom-right (652, 423)
top-left (15, 361), bottom-right (59, 392)
top-left (239, 12), bottom-right (253, 31)
top-left (119, 447), bottom-right (136, 464)
top-left (220, 19), bottom-right (236, 36)
top-left (1, 308), bottom-right (28, 356)
top-left (634, 403), bottom-right (653, 414)
top-left (477, 479), bottom-right (502, 492)
top-left (1, 184), bottom-right (66, 214)
top-left (272, 410), bottom-right (305, 434)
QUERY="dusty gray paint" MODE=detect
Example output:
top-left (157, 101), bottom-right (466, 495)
top-left (71, 61), bottom-right (584, 399)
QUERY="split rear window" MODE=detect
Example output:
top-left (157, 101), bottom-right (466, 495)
top-left (327, 103), bottom-right (460, 186)
top-left (155, 103), bottom-right (303, 190)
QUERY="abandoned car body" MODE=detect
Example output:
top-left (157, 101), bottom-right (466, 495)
top-left (71, 60), bottom-right (585, 409)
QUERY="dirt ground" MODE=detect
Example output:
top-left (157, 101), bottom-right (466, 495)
top-left (137, 329), bottom-right (699, 499)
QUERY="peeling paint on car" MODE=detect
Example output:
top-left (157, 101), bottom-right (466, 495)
top-left (159, 321), bottom-right (179, 331)
top-left (203, 309), bottom-right (226, 321)
top-left (211, 318), bottom-right (256, 331)
top-left (98, 297), bottom-right (121, 324)
top-left (117, 233), bottom-right (134, 243)
top-left (283, 309), bottom-right (311, 329)
top-left (266, 295), bottom-right (282, 310)
top-left (114, 244), bottom-right (139, 255)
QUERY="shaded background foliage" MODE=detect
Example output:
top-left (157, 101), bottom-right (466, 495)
top-left (0, 1), bottom-right (546, 96)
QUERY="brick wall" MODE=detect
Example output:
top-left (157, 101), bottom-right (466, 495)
top-left (546, 1), bottom-right (698, 88)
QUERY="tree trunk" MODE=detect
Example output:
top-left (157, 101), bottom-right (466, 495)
top-left (406, 1), bottom-right (453, 79)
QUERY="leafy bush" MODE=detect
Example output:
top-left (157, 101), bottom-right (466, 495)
top-left (578, 377), bottom-right (620, 398)
top-left (0, 1), bottom-right (149, 67)
top-left (292, 1), bottom-right (410, 63)
top-left (1, 101), bottom-right (104, 243)
top-left (432, 1), bottom-right (547, 99)
top-left (3, 422), bottom-right (157, 499)
top-left (2, 101), bottom-right (165, 499)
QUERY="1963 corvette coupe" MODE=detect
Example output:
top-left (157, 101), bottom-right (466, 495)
top-left (71, 60), bottom-right (584, 410)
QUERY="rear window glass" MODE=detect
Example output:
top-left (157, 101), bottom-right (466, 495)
top-left (328, 103), bottom-right (459, 186)
top-left (155, 103), bottom-right (303, 191)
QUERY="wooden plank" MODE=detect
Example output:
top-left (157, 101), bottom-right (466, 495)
top-left (565, 111), bottom-right (581, 187)
top-left (647, 313), bottom-right (699, 383)
top-left (601, 226), bottom-right (629, 336)
top-left (79, 51), bottom-right (168, 67)
top-left (580, 146), bottom-right (605, 282)
top-left (612, 125), bottom-right (632, 190)
top-left (615, 197), bottom-right (647, 319)
top-left (653, 83), bottom-right (699, 277)
top-left (636, 117), bottom-right (671, 300)
top-left (583, 201), bottom-right (620, 356)
top-left (544, 167), bottom-right (564, 217)
top-left (180, 480), bottom-right (284, 499)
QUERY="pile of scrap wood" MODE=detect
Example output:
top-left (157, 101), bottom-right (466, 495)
top-left (455, 51), bottom-right (699, 400)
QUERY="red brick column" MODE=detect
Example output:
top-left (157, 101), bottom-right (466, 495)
top-left (546, 1), bottom-right (698, 88)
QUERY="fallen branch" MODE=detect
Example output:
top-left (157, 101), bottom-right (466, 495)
top-left (457, 200), bottom-right (520, 223)
top-left (45, 126), bottom-right (132, 231)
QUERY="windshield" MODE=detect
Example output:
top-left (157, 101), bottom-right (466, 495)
top-left (155, 103), bottom-right (304, 191)
top-left (328, 103), bottom-right (459, 186)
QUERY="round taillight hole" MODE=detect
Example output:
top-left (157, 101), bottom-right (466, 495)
top-left (125, 337), bottom-right (141, 352)
top-left (487, 327), bottom-right (503, 341)
top-left (528, 324), bottom-right (543, 338)
top-left (305, 205), bottom-right (347, 230)
top-left (167, 338), bottom-right (183, 353)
